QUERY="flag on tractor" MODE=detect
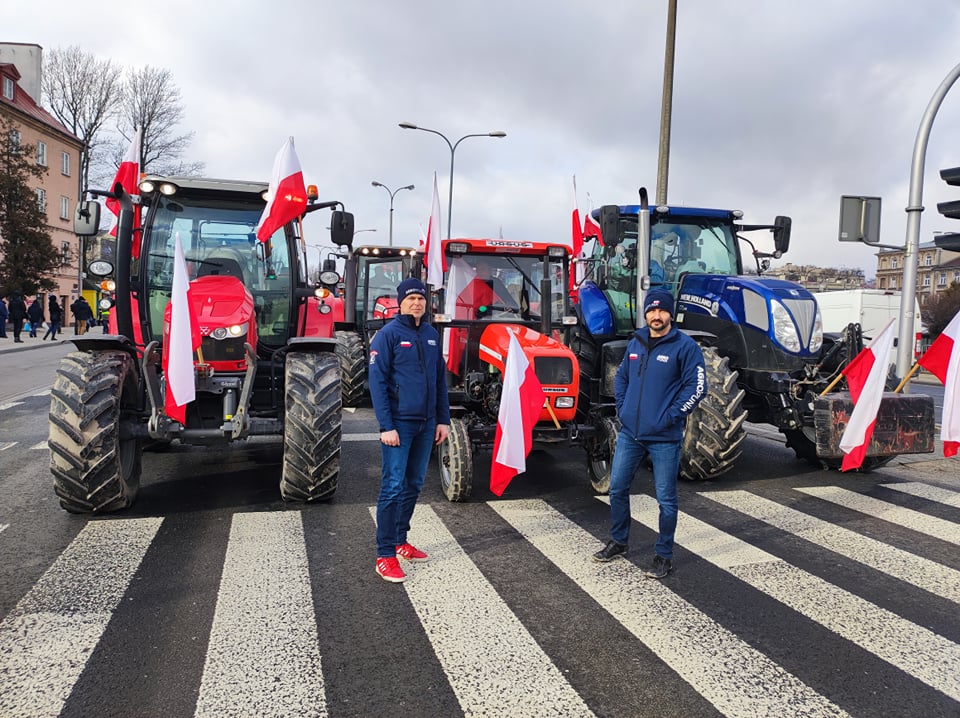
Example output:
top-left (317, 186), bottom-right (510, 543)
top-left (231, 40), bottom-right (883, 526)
top-left (256, 137), bottom-right (308, 242)
top-left (106, 127), bottom-right (143, 257)
top-left (163, 233), bottom-right (201, 424)
top-left (425, 172), bottom-right (445, 288)
top-left (917, 308), bottom-right (960, 457)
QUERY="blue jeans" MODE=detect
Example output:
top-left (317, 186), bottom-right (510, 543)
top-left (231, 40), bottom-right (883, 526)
top-left (608, 431), bottom-right (681, 560)
top-left (376, 418), bottom-right (436, 557)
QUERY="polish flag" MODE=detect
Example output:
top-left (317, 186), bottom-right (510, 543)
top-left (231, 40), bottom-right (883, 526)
top-left (570, 176), bottom-right (584, 294)
top-left (424, 172), bottom-right (445, 288)
top-left (106, 127), bottom-right (143, 258)
top-left (583, 211), bottom-right (603, 246)
top-left (256, 137), bottom-right (308, 242)
top-left (838, 318), bottom-right (896, 471)
top-left (917, 309), bottom-right (960, 457)
top-left (163, 233), bottom-right (201, 425)
top-left (490, 330), bottom-right (547, 496)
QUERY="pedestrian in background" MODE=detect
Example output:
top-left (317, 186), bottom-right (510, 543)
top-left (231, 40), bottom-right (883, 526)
top-left (27, 296), bottom-right (44, 338)
top-left (368, 277), bottom-right (450, 583)
top-left (593, 289), bottom-right (706, 579)
top-left (43, 296), bottom-right (62, 341)
top-left (0, 295), bottom-right (8, 338)
top-left (7, 291), bottom-right (27, 343)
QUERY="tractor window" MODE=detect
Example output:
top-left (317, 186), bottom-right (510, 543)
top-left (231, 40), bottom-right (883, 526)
top-left (444, 254), bottom-right (549, 322)
top-left (362, 260), bottom-right (404, 320)
top-left (651, 221), bottom-right (738, 291)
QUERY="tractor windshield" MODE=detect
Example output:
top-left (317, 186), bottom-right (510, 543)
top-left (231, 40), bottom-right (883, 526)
top-left (443, 253), bottom-right (564, 323)
top-left (142, 195), bottom-right (293, 347)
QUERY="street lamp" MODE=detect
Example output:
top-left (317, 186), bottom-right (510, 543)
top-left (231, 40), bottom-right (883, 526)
top-left (398, 122), bottom-right (506, 238)
top-left (371, 181), bottom-right (414, 247)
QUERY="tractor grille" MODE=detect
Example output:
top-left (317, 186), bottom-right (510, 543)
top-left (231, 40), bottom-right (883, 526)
top-left (534, 356), bottom-right (573, 386)
top-left (201, 335), bottom-right (247, 363)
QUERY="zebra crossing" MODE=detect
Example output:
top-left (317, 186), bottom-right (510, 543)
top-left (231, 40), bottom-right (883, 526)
top-left (1, 480), bottom-right (959, 717)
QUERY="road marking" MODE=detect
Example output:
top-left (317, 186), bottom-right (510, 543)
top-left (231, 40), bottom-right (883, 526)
top-left (31, 441), bottom-right (48, 451)
top-left (797, 486), bottom-right (960, 545)
top-left (375, 504), bottom-right (595, 718)
top-left (0, 523), bottom-right (8, 534)
top-left (0, 402), bottom-right (23, 411)
top-left (623, 494), bottom-right (960, 702)
top-left (195, 511), bottom-right (325, 718)
top-left (0, 441), bottom-right (15, 452)
top-left (0, 518), bottom-right (162, 718)
top-left (493, 499), bottom-right (846, 718)
top-left (882, 482), bottom-right (960, 508)
top-left (703, 489), bottom-right (960, 605)
top-left (342, 432), bottom-right (381, 442)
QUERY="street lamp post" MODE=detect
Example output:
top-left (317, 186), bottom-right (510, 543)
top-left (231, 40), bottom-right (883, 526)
top-left (371, 181), bottom-right (414, 247)
top-left (398, 122), bottom-right (506, 238)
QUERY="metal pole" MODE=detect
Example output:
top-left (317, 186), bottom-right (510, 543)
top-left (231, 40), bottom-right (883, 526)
top-left (656, 0), bottom-right (678, 207)
top-left (897, 61), bottom-right (960, 383)
top-left (388, 199), bottom-right (395, 247)
top-left (372, 181), bottom-right (414, 247)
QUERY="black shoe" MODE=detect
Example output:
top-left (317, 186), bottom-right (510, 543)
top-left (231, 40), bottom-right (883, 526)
top-left (644, 555), bottom-right (673, 579)
top-left (593, 540), bottom-right (628, 562)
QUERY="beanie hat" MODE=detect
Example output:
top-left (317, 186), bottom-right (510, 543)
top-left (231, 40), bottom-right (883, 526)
top-left (643, 289), bottom-right (674, 316)
top-left (397, 277), bottom-right (428, 302)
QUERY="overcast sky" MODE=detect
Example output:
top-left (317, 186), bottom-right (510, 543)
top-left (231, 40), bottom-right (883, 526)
top-left (4, 1), bottom-right (960, 278)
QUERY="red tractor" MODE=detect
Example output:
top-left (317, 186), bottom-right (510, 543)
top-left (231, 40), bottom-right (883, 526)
top-left (50, 175), bottom-right (353, 512)
top-left (431, 238), bottom-right (594, 501)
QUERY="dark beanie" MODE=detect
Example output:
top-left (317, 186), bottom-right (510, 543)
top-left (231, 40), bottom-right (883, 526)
top-left (397, 277), bottom-right (428, 302)
top-left (643, 289), bottom-right (674, 316)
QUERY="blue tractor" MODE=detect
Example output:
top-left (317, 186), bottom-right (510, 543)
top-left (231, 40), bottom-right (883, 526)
top-left (573, 190), bottom-right (934, 489)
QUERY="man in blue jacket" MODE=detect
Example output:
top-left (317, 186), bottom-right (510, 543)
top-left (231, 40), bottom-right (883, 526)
top-left (369, 277), bottom-right (450, 583)
top-left (593, 288), bottom-right (706, 578)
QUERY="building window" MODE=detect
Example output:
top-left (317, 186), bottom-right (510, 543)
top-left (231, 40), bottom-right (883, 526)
top-left (878, 278), bottom-right (886, 289)
top-left (924, 254), bottom-right (932, 266)
top-left (939, 272), bottom-right (947, 287)
top-left (37, 141), bottom-right (47, 166)
top-left (2, 76), bottom-right (13, 100)
top-left (60, 196), bottom-right (71, 220)
top-left (890, 275), bottom-right (897, 289)
top-left (60, 241), bottom-right (72, 266)
top-left (36, 188), bottom-right (47, 213)
top-left (892, 258), bottom-right (899, 269)
top-left (8, 129), bottom-right (20, 152)
top-left (923, 275), bottom-right (931, 287)
top-left (955, 271), bottom-right (960, 283)
top-left (61, 151), bottom-right (71, 176)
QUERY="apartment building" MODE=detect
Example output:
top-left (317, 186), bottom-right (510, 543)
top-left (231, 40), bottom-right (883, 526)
top-left (874, 241), bottom-right (960, 306)
top-left (0, 42), bottom-right (83, 324)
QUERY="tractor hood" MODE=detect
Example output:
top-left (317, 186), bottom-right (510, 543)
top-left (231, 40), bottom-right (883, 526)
top-left (190, 275), bottom-right (256, 331)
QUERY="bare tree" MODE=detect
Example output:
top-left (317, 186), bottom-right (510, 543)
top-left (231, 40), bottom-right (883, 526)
top-left (115, 66), bottom-right (203, 176)
top-left (41, 46), bottom-right (122, 191)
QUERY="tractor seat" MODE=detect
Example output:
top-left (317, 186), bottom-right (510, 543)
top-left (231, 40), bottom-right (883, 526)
top-left (198, 257), bottom-right (246, 282)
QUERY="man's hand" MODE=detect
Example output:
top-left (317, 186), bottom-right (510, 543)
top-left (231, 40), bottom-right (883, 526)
top-left (435, 423), bottom-right (450, 445)
top-left (380, 429), bottom-right (400, 447)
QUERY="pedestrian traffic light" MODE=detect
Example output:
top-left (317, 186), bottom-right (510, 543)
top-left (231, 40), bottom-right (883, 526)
top-left (935, 166), bottom-right (960, 250)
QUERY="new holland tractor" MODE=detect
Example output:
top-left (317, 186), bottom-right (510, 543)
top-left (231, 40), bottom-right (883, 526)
top-left (50, 176), bottom-right (352, 513)
top-left (431, 238), bottom-right (593, 501)
top-left (574, 189), bottom-right (934, 487)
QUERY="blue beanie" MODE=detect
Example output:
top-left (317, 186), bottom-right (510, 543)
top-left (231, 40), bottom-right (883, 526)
top-left (643, 289), bottom-right (674, 316)
top-left (397, 277), bottom-right (428, 302)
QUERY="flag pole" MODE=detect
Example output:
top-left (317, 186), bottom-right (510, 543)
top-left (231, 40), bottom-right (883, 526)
top-left (819, 371), bottom-right (846, 396)
top-left (893, 362), bottom-right (922, 393)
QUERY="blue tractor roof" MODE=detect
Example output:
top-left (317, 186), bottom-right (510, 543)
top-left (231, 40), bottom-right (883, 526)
top-left (591, 206), bottom-right (738, 221)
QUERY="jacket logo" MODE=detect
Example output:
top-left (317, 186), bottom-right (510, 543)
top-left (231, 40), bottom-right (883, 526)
top-left (369, 350), bottom-right (378, 366)
top-left (428, 339), bottom-right (437, 346)
top-left (400, 341), bottom-right (412, 347)
top-left (656, 354), bottom-right (670, 363)
top-left (629, 353), bottom-right (638, 360)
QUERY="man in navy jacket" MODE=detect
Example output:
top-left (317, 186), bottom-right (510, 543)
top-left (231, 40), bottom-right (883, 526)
top-left (369, 278), bottom-right (450, 583)
top-left (593, 289), bottom-right (706, 578)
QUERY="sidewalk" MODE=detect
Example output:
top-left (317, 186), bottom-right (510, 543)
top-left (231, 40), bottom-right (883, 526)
top-left (0, 331), bottom-right (73, 355)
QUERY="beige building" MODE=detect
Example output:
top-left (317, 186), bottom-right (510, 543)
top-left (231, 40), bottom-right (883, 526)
top-left (1, 42), bottom-right (83, 324)
top-left (874, 241), bottom-right (960, 306)
top-left (765, 263), bottom-right (865, 292)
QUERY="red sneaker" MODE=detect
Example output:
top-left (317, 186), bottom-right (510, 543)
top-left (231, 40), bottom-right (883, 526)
top-left (396, 542), bottom-right (429, 562)
top-left (376, 557), bottom-right (406, 583)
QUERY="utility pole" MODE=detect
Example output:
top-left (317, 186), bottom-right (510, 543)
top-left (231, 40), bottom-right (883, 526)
top-left (656, 0), bottom-right (678, 206)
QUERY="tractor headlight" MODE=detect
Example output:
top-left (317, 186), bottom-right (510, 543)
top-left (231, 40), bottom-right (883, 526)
top-left (770, 300), bottom-right (801, 353)
top-left (212, 325), bottom-right (246, 340)
top-left (318, 303), bottom-right (332, 315)
top-left (808, 308), bottom-right (823, 353)
top-left (554, 396), bottom-right (575, 409)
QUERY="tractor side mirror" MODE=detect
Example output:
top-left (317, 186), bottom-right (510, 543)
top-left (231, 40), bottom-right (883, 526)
top-left (600, 205), bottom-right (621, 248)
top-left (773, 215), bottom-right (792, 254)
top-left (330, 210), bottom-right (355, 247)
top-left (74, 200), bottom-right (101, 237)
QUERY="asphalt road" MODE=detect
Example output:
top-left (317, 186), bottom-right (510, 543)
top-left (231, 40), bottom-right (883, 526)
top-left (1, 342), bottom-right (958, 717)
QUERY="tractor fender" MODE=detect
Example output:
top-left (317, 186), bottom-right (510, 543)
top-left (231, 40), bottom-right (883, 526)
top-left (286, 336), bottom-right (338, 353)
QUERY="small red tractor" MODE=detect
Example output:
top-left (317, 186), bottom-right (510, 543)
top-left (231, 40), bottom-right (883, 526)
top-left (51, 175), bottom-right (353, 513)
top-left (430, 238), bottom-right (594, 500)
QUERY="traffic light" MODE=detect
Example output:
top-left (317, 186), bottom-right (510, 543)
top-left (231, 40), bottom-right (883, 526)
top-left (935, 167), bottom-right (960, 250)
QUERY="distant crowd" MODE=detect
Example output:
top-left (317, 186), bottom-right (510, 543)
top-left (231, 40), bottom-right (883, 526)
top-left (0, 292), bottom-right (102, 342)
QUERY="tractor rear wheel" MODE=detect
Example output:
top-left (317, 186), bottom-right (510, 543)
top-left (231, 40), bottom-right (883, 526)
top-left (586, 415), bottom-right (620, 494)
top-left (49, 350), bottom-right (143, 513)
top-left (281, 352), bottom-right (341, 501)
top-left (680, 347), bottom-right (747, 481)
top-left (439, 417), bottom-right (473, 501)
top-left (335, 330), bottom-right (366, 407)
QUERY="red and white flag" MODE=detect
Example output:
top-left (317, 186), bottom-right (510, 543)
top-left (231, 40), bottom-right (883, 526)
top-left (163, 233), bottom-right (201, 425)
top-left (839, 318), bottom-right (896, 471)
top-left (570, 176), bottom-right (584, 294)
top-left (583, 210), bottom-right (603, 246)
top-left (256, 137), bottom-right (308, 242)
top-left (918, 308), bottom-right (960, 457)
top-left (106, 127), bottom-right (143, 257)
top-left (490, 330), bottom-right (547, 496)
top-left (424, 172), bottom-right (445, 288)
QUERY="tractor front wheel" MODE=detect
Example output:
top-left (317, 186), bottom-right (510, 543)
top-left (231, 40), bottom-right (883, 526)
top-left (586, 415), bottom-right (620, 494)
top-left (335, 330), bottom-right (366, 408)
top-left (438, 417), bottom-right (473, 501)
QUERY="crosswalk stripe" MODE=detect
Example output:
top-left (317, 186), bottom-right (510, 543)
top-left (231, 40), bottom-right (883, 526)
top-left (30, 441), bottom-right (48, 450)
top-left (797, 486), bottom-right (960, 545)
top-left (375, 504), bottom-right (595, 718)
top-left (492, 499), bottom-right (848, 718)
top-left (0, 401), bottom-right (23, 411)
top-left (195, 511), bottom-right (325, 718)
top-left (0, 518), bottom-right (163, 718)
top-left (623, 494), bottom-right (960, 701)
top-left (0, 441), bottom-right (15, 451)
top-left (702, 489), bottom-right (960, 605)
top-left (882, 482), bottom-right (960, 508)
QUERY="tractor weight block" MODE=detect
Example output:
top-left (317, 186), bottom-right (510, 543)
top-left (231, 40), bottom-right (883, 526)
top-left (813, 392), bottom-right (936, 459)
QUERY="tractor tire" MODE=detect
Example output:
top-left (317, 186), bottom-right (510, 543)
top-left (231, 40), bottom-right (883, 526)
top-left (571, 324), bottom-right (600, 419)
top-left (680, 347), bottom-right (747, 481)
top-left (439, 417), bottom-right (473, 502)
top-left (281, 352), bottom-right (341, 502)
top-left (782, 428), bottom-right (894, 473)
top-left (49, 350), bottom-right (143, 513)
top-left (586, 415), bottom-right (620, 494)
top-left (335, 330), bottom-right (366, 408)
